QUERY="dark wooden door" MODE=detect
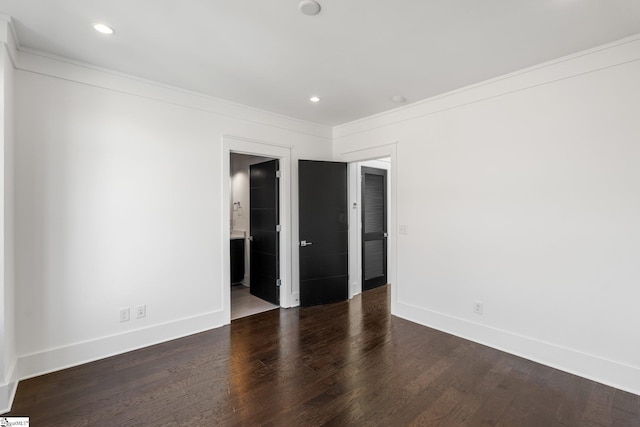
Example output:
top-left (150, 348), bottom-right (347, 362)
top-left (299, 160), bottom-right (348, 306)
top-left (362, 166), bottom-right (388, 291)
top-left (249, 159), bottom-right (279, 305)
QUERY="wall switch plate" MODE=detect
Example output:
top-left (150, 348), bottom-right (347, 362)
top-left (136, 304), bottom-right (146, 319)
top-left (474, 301), bottom-right (484, 315)
top-left (120, 308), bottom-right (130, 322)
top-left (399, 225), bottom-right (408, 234)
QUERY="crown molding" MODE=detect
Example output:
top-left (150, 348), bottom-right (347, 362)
top-left (334, 33), bottom-right (640, 139)
top-left (0, 14), bottom-right (331, 140)
top-left (0, 14), bottom-right (18, 66)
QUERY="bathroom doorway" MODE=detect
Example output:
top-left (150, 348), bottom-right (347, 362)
top-left (230, 153), bottom-right (280, 320)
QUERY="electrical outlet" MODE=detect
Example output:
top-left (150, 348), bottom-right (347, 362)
top-left (473, 301), bottom-right (483, 315)
top-left (136, 304), bottom-right (146, 319)
top-left (399, 225), bottom-right (408, 234)
top-left (120, 307), bottom-right (130, 322)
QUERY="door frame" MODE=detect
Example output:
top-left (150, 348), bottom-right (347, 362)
top-left (361, 164), bottom-right (389, 291)
top-left (337, 143), bottom-right (397, 309)
top-left (221, 135), bottom-right (293, 324)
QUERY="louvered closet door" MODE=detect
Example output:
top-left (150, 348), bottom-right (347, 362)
top-left (362, 166), bottom-right (388, 291)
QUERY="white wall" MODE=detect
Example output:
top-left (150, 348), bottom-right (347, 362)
top-left (13, 49), bottom-right (332, 381)
top-left (1, 44), bottom-right (15, 383)
top-left (0, 16), bottom-right (17, 413)
top-left (334, 35), bottom-right (640, 394)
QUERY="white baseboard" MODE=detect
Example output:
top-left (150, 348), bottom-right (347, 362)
top-left (0, 380), bottom-right (17, 415)
top-left (17, 310), bottom-right (224, 383)
top-left (394, 300), bottom-right (640, 396)
top-left (291, 292), bottom-right (300, 308)
top-left (0, 360), bottom-right (18, 414)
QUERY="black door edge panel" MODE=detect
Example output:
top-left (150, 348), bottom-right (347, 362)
top-left (250, 159), bottom-right (280, 305)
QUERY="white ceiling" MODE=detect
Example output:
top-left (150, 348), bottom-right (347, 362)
top-left (1, 0), bottom-right (639, 126)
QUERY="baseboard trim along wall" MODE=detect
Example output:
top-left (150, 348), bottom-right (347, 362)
top-left (0, 361), bottom-right (18, 414)
top-left (0, 380), bottom-right (18, 415)
top-left (10, 309), bottom-right (224, 409)
top-left (395, 300), bottom-right (640, 396)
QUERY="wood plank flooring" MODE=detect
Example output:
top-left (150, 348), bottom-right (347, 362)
top-left (6, 286), bottom-right (640, 426)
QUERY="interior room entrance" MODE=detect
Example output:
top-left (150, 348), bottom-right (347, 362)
top-left (229, 153), bottom-right (280, 320)
top-left (297, 156), bottom-right (392, 305)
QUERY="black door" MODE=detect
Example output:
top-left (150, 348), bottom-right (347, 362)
top-left (362, 166), bottom-right (388, 291)
top-left (249, 159), bottom-right (279, 305)
top-left (299, 160), bottom-right (348, 306)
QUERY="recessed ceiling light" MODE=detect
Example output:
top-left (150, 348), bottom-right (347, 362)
top-left (93, 23), bottom-right (115, 35)
top-left (310, 96), bottom-right (320, 103)
top-left (299, 0), bottom-right (321, 16)
top-left (391, 95), bottom-right (406, 103)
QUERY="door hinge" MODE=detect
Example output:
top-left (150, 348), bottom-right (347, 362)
top-left (276, 224), bottom-right (281, 232)
top-left (276, 279), bottom-right (282, 287)
top-left (276, 170), bottom-right (281, 178)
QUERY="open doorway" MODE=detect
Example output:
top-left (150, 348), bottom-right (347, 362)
top-left (223, 137), bottom-right (396, 319)
top-left (221, 135), bottom-right (293, 325)
top-left (230, 153), bottom-right (280, 320)
top-left (348, 158), bottom-right (391, 296)
top-left (339, 143), bottom-right (397, 304)
top-left (360, 159), bottom-right (390, 291)
top-left (296, 149), bottom-right (396, 306)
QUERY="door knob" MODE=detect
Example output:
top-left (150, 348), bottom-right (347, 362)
top-left (383, 232), bottom-right (388, 238)
top-left (300, 240), bottom-right (313, 247)
top-left (248, 236), bottom-right (254, 241)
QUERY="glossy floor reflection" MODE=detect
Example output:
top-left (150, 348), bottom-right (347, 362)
top-left (7, 285), bottom-right (640, 426)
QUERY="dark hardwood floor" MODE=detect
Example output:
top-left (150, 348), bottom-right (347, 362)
top-left (6, 285), bottom-right (640, 426)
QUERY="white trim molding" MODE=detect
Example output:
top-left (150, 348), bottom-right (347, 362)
top-left (17, 310), bottom-right (224, 383)
top-left (0, 362), bottom-right (17, 414)
top-left (395, 300), bottom-right (640, 396)
top-left (0, 15), bottom-right (18, 66)
top-left (14, 49), bottom-right (331, 140)
top-left (222, 135), bottom-right (295, 325)
top-left (334, 34), bottom-right (640, 139)
top-left (336, 143), bottom-right (398, 314)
